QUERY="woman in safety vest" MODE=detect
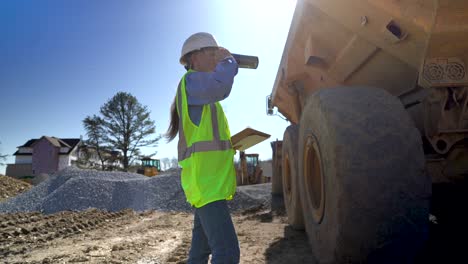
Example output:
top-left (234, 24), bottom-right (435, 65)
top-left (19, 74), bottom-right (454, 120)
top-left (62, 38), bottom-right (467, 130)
top-left (166, 32), bottom-right (240, 264)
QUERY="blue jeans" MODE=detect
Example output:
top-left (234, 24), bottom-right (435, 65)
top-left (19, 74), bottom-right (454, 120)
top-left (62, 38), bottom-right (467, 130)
top-left (187, 200), bottom-right (240, 264)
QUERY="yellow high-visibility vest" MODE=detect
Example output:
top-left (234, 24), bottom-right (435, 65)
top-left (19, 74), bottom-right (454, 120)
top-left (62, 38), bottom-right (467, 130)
top-left (176, 70), bottom-right (236, 208)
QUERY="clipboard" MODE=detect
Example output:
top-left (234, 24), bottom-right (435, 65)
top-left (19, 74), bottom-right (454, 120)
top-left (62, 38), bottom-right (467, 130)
top-left (231, 128), bottom-right (271, 151)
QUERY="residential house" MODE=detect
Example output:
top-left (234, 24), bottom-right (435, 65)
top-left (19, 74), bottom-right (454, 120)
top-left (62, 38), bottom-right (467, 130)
top-left (77, 145), bottom-right (122, 169)
top-left (6, 136), bottom-right (122, 180)
top-left (6, 136), bottom-right (82, 179)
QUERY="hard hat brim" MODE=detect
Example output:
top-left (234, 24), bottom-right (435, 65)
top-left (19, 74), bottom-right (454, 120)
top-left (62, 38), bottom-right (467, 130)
top-left (179, 46), bottom-right (223, 66)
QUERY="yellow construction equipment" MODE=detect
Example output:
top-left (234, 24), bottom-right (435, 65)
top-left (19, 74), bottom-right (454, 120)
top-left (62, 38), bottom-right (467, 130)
top-left (267, 0), bottom-right (468, 262)
top-left (236, 152), bottom-right (264, 186)
top-left (231, 128), bottom-right (270, 186)
top-left (137, 157), bottom-right (160, 177)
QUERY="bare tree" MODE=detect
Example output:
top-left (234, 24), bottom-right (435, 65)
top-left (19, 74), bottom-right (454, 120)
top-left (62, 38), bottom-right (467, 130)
top-left (0, 141), bottom-right (8, 166)
top-left (82, 115), bottom-right (110, 170)
top-left (161, 157), bottom-right (170, 170)
top-left (170, 157), bottom-right (179, 169)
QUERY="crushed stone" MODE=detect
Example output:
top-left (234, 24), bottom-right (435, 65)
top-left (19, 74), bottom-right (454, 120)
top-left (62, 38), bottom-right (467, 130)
top-left (0, 167), bottom-right (271, 214)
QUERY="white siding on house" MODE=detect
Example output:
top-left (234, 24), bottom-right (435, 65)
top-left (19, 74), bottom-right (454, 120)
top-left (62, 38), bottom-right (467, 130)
top-left (58, 155), bottom-right (71, 170)
top-left (86, 152), bottom-right (101, 165)
top-left (60, 147), bottom-right (70, 153)
top-left (69, 148), bottom-right (78, 158)
top-left (15, 156), bottom-right (32, 164)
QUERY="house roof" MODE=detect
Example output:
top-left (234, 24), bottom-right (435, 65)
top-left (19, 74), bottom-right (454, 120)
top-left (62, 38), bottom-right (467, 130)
top-left (18, 139), bottom-right (37, 148)
top-left (14, 137), bottom-right (81, 156)
top-left (49, 137), bottom-right (69, 147)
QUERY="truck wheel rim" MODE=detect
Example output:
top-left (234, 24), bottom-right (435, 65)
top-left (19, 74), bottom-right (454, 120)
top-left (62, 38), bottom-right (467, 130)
top-left (304, 134), bottom-right (325, 223)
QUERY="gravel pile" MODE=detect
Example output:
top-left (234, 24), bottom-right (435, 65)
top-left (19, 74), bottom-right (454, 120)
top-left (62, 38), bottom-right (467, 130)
top-left (0, 167), bottom-right (271, 214)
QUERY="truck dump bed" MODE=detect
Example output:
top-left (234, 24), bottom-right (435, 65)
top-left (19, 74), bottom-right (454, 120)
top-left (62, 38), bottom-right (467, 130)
top-left (271, 0), bottom-right (468, 124)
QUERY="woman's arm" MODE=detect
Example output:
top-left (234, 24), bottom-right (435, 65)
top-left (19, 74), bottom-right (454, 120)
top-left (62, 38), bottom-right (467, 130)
top-left (185, 56), bottom-right (239, 105)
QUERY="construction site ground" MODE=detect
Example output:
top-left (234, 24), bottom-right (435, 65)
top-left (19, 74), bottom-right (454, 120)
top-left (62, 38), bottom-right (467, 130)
top-left (1, 204), bottom-right (314, 264)
top-left (1, 175), bottom-right (467, 263)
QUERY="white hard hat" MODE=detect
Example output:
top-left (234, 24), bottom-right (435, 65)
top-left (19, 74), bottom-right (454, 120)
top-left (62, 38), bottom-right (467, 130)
top-left (180, 32), bottom-right (220, 65)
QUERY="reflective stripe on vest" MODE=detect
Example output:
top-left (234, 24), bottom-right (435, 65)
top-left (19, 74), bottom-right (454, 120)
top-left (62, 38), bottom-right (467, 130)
top-left (176, 80), bottom-right (232, 162)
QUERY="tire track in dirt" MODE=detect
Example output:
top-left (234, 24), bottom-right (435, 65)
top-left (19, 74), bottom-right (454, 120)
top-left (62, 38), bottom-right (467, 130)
top-left (0, 209), bottom-right (133, 259)
top-left (0, 209), bottom-right (193, 264)
top-left (0, 205), bottom-right (318, 264)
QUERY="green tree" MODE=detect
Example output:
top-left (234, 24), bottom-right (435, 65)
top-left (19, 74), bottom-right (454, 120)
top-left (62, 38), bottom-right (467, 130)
top-left (99, 92), bottom-right (160, 170)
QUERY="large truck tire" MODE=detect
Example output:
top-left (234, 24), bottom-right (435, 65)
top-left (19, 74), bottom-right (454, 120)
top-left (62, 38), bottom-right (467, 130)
top-left (271, 141), bottom-right (283, 195)
top-left (298, 87), bottom-right (431, 263)
top-left (282, 125), bottom-right (304, 229)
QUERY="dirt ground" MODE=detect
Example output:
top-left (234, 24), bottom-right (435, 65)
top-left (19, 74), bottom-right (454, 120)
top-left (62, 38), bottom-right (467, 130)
top-left (0, 206), bottom-right (314, 264)
top-left (0, 176), bottom-right (32, 203)
top-left (1, 175), bottom-right (468, 264)
top-left (0, 175), bottom-right (314, 263)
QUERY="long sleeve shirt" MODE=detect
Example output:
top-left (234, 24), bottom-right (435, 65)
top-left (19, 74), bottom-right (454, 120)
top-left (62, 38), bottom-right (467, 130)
top-left (185, 56), bottom-right (238, 126)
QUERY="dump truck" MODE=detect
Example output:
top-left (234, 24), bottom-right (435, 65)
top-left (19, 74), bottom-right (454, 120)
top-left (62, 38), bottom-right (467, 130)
top-left (267, 0), bottom-right (468, 263)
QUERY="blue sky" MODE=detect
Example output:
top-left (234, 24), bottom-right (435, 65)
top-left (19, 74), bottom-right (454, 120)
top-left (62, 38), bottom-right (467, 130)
top-left (0, 0), bottom-right (296, 174)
